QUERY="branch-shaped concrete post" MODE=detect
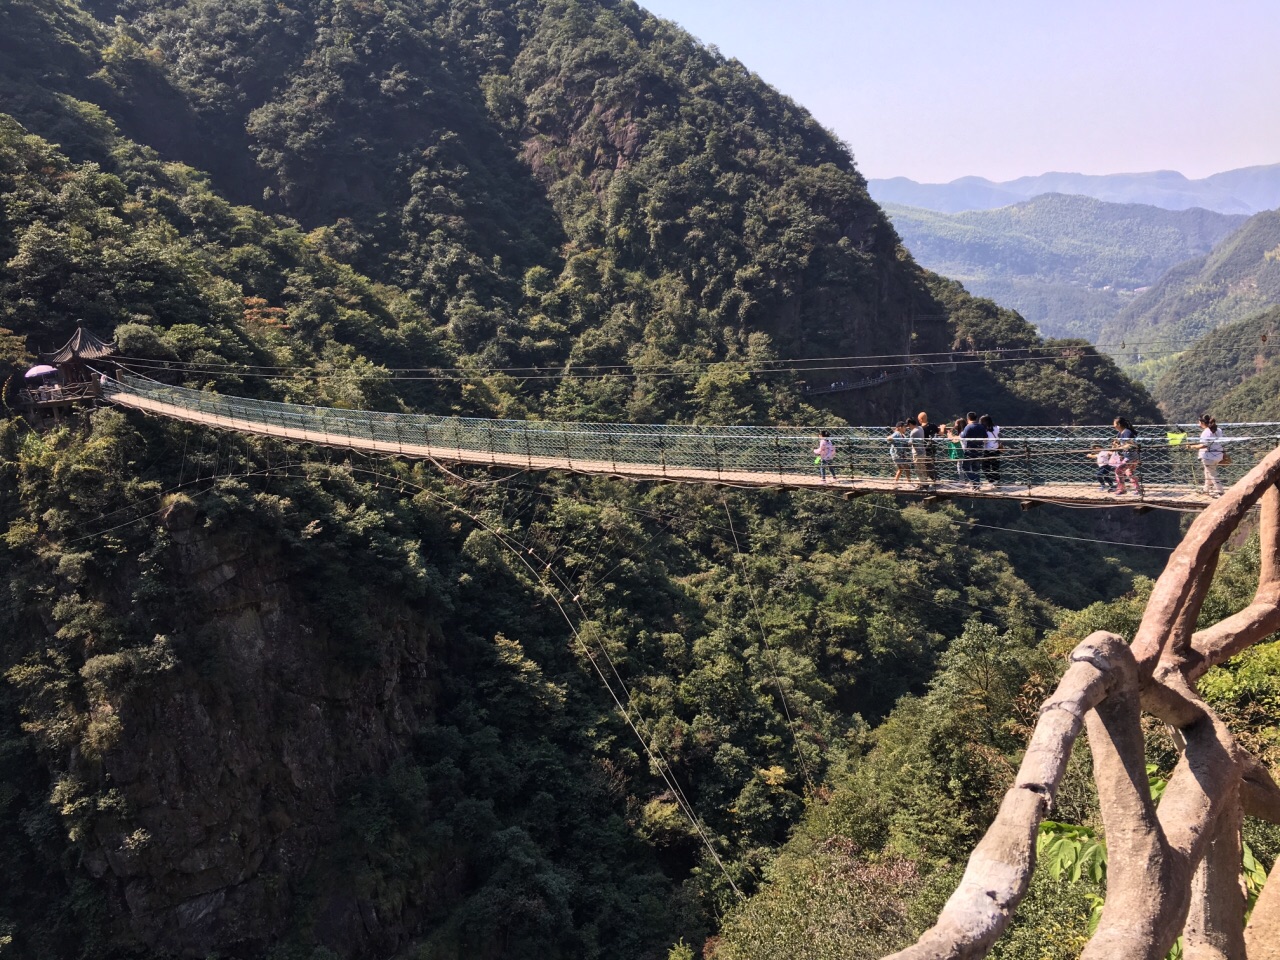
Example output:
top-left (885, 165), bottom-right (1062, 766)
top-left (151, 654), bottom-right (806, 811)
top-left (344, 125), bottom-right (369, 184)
top-left (1246, 854), bottom-right (1280, 958)
top-left (882, 447), bottom-right (1280, 960)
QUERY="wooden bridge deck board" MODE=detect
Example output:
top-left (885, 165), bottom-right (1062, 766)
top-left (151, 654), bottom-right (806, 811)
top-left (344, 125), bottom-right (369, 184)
top-left (111, 391), bottom-right (1216, 511)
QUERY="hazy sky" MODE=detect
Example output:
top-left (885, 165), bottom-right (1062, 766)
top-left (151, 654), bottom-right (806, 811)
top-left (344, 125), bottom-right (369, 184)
top-left (638, 0), bottom-right (1280, 183)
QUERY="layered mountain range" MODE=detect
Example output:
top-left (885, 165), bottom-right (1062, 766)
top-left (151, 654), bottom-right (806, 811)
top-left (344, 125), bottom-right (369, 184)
top-left (882, 195), bottom-right (1247, 340)
top-left (870, 165), bottom-right (1280, 215)
top-left (1104, 210), bottom-right (1280, 379)
top-left (879, 185), bottom-right (1280, 409)
top-left (1152, 305), bottom-right (1280, 421)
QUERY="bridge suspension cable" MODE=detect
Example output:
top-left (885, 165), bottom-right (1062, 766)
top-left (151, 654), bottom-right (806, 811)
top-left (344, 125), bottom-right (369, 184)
top-left (107, 335), bottom-right (1214, 381)
top-left (101, 372), bottom-right (1280, 512)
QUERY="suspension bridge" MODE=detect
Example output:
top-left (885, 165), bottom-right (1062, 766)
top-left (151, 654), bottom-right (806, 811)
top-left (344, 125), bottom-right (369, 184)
top-left (100, 373), bottom-right (1280, 511)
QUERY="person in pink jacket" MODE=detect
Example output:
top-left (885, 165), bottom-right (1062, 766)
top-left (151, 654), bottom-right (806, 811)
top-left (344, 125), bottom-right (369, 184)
top-left (814, 430), bottom-right (837, 481)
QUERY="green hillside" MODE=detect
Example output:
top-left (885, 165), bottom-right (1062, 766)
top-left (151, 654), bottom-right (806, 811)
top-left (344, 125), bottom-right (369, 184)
top-left (883, 195), bottom-right (1246, 340)
top-left (1152, 306), bottom-right (1280, 421)
top-left (1102, 209), bottom-right (1280, 382)
top-left (1214, 364), bottom-right (1280, 422)
top-left (0, 1), bottom-right (1187, 959)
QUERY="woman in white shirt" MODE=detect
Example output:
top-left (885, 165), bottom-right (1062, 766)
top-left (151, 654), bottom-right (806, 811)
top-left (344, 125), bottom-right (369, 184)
top-left (1193, 413), bottom-right (1225, 498)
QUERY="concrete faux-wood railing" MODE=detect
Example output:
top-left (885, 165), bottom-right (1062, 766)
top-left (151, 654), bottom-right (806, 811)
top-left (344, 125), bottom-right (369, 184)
top-left (883, 433), bottom-right (1280, 960)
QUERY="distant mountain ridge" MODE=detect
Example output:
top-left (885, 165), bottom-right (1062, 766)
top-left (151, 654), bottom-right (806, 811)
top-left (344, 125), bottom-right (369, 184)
top-left (1090, 210), bottom-right (1280, 389)
top-left (870, 164), bottom-right (1280, 215)
top-left (1103, 210), bottom-right (1280, 360)
top-left (883, 194), bottom-right (1247, 340)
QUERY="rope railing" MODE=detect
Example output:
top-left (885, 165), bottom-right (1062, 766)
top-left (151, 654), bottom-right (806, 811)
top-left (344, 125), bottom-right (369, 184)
top-left (19, 381), bottom-right (101, 405)
top-left (102, 373), bottom-right (1280, 505)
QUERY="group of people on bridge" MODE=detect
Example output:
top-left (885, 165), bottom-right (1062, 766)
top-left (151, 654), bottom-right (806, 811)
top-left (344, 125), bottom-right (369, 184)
top-left (811, 411), bottom-right (1231, 498)
top-left (891, 411), bottom-right (1002, 491)
top-left (1086, 414), bottom-right (1228, 498)
top-left (813, 410), bottom-right (1003, 491)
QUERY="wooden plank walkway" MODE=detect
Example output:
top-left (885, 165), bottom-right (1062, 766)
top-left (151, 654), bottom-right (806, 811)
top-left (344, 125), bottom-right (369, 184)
top-left (110, 390), bottom-right (1216, 511)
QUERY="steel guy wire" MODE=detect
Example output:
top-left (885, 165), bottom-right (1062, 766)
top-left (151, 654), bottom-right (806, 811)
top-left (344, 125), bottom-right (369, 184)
top-left (105, 334), bottom-right (1228, 376)
top-left (721, 497), bottom-right (816, 793)
top-left (343, 462), bottom-right (746, 897)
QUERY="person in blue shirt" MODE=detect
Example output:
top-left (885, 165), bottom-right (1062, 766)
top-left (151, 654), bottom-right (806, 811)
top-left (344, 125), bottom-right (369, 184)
top-left (959, 411), bottom-right (988, 489)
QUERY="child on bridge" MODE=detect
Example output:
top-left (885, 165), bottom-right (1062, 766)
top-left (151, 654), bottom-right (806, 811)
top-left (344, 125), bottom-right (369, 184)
top-left (889, 422), bottom-right (912, 486)
top-left (814, 430), bottom-right (837, 481)
top-left (1091, 446), bottom-right (1120, 492)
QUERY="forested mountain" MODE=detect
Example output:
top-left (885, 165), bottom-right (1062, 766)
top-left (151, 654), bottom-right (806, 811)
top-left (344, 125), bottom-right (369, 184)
top-left (870, 164), bottom-right (1280, 215)
top-left (1102, 210), bottom-right (1280, 383)
top-left (0, 1), bottom-right (1190, 959)
top-left (882, 195), bottom-right (1246, 340)
top-left (1152, 305), bottom-right (1280, 421)
top-left (5, 0), bottom-right (947, 392)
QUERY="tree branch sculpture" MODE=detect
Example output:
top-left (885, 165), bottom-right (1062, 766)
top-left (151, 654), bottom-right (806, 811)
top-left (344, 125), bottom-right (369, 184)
top-left (884, 446), bottom-right (1280, 960)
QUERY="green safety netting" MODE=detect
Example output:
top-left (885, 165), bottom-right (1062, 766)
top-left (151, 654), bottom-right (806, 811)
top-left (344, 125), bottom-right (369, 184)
top-left (104, 373), bottom-right (1280, 492)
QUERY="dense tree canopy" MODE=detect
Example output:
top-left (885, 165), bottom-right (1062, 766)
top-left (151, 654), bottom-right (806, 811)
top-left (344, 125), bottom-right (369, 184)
top-left (1105, 210), bottom-right (1280, 385)
top-left (1152, 305), bottom-right (1280, 422)
top-left (0, 2), bottom-right (1218, 959)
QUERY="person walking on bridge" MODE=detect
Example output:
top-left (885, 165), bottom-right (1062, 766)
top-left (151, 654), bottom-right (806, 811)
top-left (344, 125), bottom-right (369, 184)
top-left (1112, 417), bottom-right (1143, 496)
top-left (1090, 446), bottom-right (1120, 492)
top-left (979, 414), bottom-right (1001, 487)
top-left (912, 411), bottom-right (939, 487)
top-left (960, 412), bottom-right (988, 490)
top-left (945, 419), bottom-right (966, 481)
top-left (814, 430), bottom-right (837, 482)
top-left (889, 422), bottom-right (913, 486)
top-left (1191, 414), bottom-right (1225, 498)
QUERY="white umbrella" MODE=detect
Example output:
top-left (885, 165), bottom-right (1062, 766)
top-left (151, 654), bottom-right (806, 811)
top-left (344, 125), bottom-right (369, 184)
top-left (24, 364), bottom-right (57, 378)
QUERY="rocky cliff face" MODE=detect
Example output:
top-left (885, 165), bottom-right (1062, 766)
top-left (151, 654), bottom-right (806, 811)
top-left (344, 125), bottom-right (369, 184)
top-left (48, 496), bottom-right (441, 957)
top-left (1, 401), bottom-right (692, 960)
